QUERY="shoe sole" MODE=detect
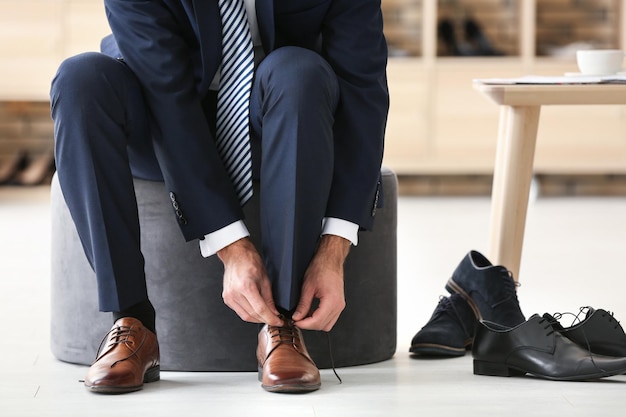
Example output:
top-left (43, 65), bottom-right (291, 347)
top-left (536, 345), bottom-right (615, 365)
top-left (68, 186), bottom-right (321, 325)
top-left (445, 278), bottom-right (483, 321)
top-left (473, 360), bottom-right (626, 381)
top-left (261, 383), bottom-right (321, 393)
top-left (84, 365), bottom-right (160, 394)
top-left (410, 341), bottom-right (472, 357)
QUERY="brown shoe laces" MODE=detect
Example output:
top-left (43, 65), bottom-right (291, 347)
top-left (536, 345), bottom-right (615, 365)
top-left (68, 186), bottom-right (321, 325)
top-left (325, 331), bottom-right (342, 384)
top-left (94, 324), bottom-right (147, 368)
top-left (268, 321), bottom-right (300, 344)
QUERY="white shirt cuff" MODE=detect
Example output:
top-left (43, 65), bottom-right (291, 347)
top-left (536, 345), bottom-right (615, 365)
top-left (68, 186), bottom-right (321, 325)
top-left (199, 220), bottom-right (250, 258)
top-left (322, 217), bottom-right (359, 246)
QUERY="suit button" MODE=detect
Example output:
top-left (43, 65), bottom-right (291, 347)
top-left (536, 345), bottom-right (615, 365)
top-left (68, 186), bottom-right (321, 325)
top-left (169, 191), bottom-right (187, 224)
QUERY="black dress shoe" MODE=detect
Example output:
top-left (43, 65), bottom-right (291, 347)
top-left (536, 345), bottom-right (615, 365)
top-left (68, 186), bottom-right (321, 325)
top-left (463, 18), bottom-right (504, 56)
top-left (437, 19), bottom-right (463, 56)
top-left (446, 250), bottom-right (525, 328)
top-left (410, 294), bottom-right (477, 357)
top-left (544, 307), bottom-right (626, 357)
top-left (472, 315), bottom-right (626, 381)
top-left (0, 150), bottom-right (27, 184)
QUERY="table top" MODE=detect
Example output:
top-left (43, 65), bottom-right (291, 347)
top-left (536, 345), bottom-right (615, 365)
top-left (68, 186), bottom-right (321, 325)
top-left (474, 82), bottom-right (626, 106)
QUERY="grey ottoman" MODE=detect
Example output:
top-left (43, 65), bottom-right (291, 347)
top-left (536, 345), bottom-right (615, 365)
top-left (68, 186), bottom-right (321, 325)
top-left (50, 167), bottom-right (397, 371)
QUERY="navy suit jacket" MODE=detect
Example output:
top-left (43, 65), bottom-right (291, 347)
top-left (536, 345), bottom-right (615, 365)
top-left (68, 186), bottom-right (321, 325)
top-left (104, 0), bottom-right (389, 241)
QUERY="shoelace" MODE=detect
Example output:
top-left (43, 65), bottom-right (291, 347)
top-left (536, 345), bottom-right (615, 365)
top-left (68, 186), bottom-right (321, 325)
top-left (543, 311), bottom-right (608, 373)
top-left (503, 270), bottom-right (522, 296)
top-left (430, 295), bottom-right (473, 338)
top-left (599, 310), bottom-right (620, 330)
top-left (269, 322), bottom-right (299, 344)
top-left (553, 306), bottom-right (620, 331)
top-left (268, 320), bottom-right (342, 384)
top-left (431, 295), bottom-right (451, 318)
top-left (552, 306), bottom-right (590, 327)
top-left (94, 325), bottom-right (146, 368)
top-left (538, 317), bottom-right (556, 336)
top-left (325, 332), bottom-right (342, 384)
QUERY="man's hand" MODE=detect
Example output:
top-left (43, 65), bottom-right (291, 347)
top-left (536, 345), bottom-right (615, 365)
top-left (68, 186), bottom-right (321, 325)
top-left (218, 237), bottom-right (283, 326)
top-left (292, 235), bottom-right (351, 332)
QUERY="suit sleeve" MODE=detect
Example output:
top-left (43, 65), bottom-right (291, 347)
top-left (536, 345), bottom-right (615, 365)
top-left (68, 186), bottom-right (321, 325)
top-left (322, 0), bottom-right (389, 231)
top-left (104, 0), bottom-right (243, 241)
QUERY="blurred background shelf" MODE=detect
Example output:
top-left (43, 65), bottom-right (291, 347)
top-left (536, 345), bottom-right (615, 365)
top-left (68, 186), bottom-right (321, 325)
top-left (382, 0), bottom-right (626, 179)
top-left (0, 1), bottom-right (110, 185)
top-left (1, 1), bottom-right (626, 190)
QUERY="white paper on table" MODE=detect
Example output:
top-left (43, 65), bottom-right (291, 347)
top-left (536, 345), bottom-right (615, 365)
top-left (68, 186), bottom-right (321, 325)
top-left (473, 74), bottom-right (626, 85)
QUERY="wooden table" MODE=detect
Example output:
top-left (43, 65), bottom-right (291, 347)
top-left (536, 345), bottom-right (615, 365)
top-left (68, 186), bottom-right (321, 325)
top-left (474, 82), bottom-right (626, 281)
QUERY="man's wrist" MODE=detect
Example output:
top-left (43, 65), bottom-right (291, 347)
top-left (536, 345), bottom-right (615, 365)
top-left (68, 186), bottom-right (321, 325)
top-left (199, 220), bottom-right (249, 257)
top-left (316, 234), bottom-right (351, 267)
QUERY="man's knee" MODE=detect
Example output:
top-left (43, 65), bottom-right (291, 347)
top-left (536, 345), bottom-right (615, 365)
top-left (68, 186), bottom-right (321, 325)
top-left (256, 47), bottom-right (338, 101)
top-left (258, 46), bottom-right (334, 84)
top-left (51, 52), bottom-right (126, 102)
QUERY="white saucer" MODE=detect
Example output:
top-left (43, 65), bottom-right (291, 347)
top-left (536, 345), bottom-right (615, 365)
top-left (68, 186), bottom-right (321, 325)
top-left (564, 72), bottom-right (626, 77)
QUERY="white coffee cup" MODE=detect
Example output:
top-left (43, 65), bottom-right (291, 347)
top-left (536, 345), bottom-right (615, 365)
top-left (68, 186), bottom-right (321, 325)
top-left (576, 49), bottom-right (625, 75)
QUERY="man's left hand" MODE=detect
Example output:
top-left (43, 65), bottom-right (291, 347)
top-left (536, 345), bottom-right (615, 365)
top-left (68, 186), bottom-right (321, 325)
top-left (292, 235), bottom-right (351, 332)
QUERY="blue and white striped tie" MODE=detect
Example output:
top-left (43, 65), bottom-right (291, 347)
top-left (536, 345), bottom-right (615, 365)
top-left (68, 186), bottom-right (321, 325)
top-left (216, 0), bottom-right (254, 205)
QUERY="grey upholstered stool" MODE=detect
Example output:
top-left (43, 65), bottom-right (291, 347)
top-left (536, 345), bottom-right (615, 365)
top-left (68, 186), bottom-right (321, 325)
top-left (50, 167), bottom-right (397, 371)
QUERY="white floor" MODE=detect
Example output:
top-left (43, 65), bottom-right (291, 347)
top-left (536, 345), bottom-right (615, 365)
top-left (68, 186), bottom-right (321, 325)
top-left (2, 185), bottom-right (626, 416)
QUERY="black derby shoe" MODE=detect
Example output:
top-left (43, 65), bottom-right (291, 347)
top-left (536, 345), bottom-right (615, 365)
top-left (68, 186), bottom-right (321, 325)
top-left (446, 250), bottom-right (525, 328)
top-left (544, 307), bottom-right (626, 357)
top-left (410, 294), bottom-right (477, 357)
top-left (472, 314), bottom-right (626, 381)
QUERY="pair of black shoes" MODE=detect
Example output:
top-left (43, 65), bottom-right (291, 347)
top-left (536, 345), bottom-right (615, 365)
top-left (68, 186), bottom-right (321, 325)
top-left (437, 18), bottom-right (504, 57)
top-left (410, 250), bottom-right (525, 357)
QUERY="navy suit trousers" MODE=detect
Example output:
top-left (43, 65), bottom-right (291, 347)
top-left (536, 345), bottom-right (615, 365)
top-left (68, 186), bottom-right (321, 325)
top-left (50, 46), bottom-right (340, 312)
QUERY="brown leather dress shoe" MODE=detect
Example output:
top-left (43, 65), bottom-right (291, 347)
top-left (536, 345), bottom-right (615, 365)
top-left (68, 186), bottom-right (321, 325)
top-left (257, 320), bottom-right (321, 393)
top-left (84, 317), bottom-right (160, 393)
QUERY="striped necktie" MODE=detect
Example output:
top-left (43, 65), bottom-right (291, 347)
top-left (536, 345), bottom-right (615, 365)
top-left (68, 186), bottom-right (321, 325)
top-left (216, 0), bottom-right (254, 205)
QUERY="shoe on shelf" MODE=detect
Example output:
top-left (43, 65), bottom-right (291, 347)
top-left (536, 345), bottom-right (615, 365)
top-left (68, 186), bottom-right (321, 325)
top-left (0, 150), bottom-right (27, 184)
top-left (543, 307), bottom-right (626, 357)
top-left (410, 294), bottom-right (477, 357)
top-left (463, 18), bottom-right (504, 56)
top-left (472, 314), bottom-right (626, 381)
top-left (437, 19), bottom-right (463, 56)
top-left (446, 250), bottom-right (525, 328)
top-left (257, 318), bottom-right (321, 393)
top-left (84, 317), bottom-right (160, 394)
top-left (15, 149), bottom-right (55, 186)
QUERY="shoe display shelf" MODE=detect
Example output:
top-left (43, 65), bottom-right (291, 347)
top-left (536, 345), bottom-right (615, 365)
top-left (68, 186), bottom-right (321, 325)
top-left (0, 1), bottom-right (110, 186)
top-left (0, 102), bottom-right (55, 186)
top-left (382, 0), bottom-right (626, 178)
top-left (3, 1), bottom-right (626, 184)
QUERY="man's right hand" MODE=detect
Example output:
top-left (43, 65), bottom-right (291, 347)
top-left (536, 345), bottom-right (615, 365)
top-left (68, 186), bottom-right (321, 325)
top-left (217, 237), bottom-right (283, 326)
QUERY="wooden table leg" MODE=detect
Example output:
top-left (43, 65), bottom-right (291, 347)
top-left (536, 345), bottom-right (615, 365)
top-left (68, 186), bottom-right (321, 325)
top-left (488, 105), bottom-right (541, 281)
